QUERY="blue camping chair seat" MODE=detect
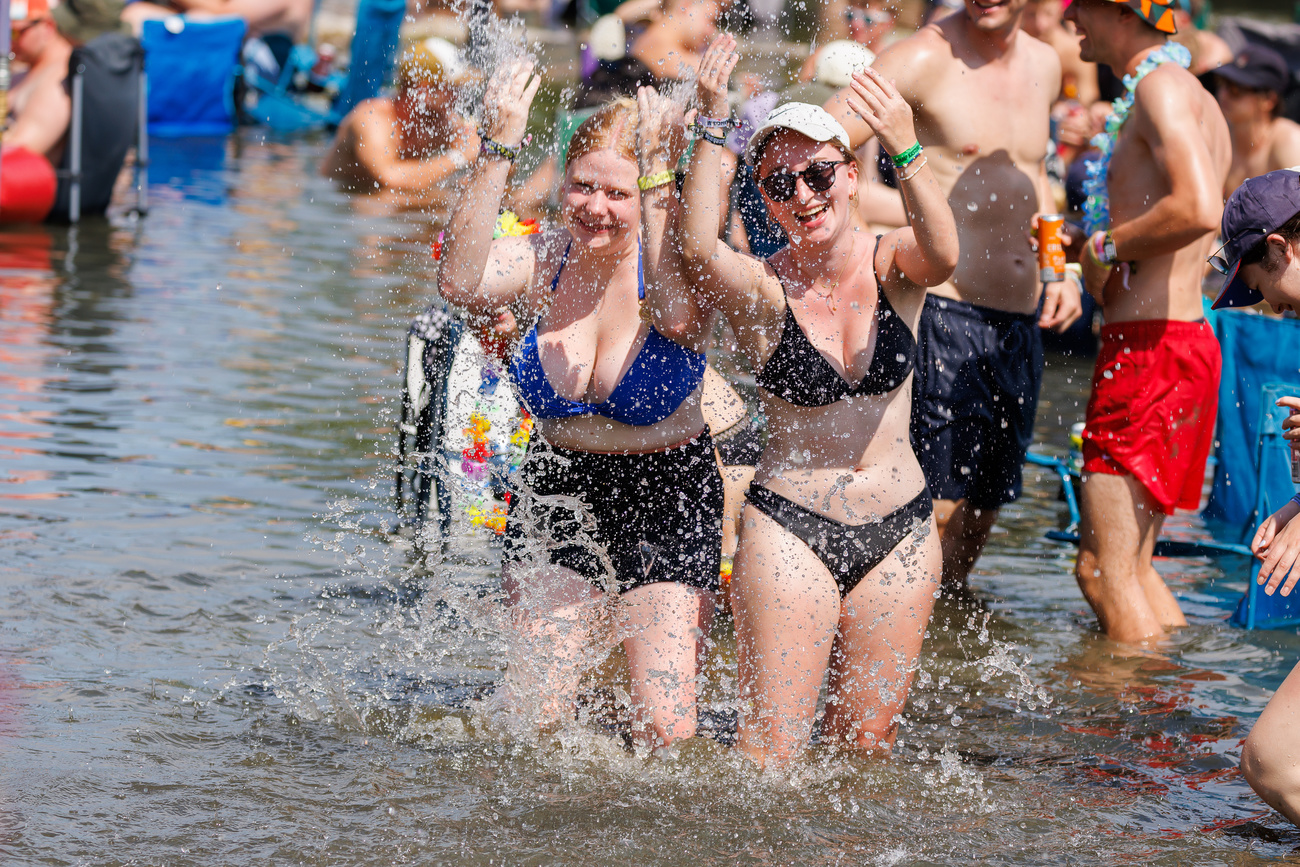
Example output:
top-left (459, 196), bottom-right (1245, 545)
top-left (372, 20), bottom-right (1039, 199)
top-left (141, 17), bottom-right (246, 137)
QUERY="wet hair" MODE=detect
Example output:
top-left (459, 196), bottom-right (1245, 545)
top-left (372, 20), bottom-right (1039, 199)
top-left (1241, 211), bottom-right (1300, 271)
top-left (565, 98), bottom-right (639, 171)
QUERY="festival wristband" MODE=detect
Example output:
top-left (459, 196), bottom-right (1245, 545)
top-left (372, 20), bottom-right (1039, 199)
top-left (891, 141), bottom-right (923, 168)
top-left (694, 115), bottom-right (738, 130)
top-left (1088, 231), bottom-right (1117, 267)
top-left (477, 130), bottom-right (530, 162)
top-left (638, 170), bottom-right (675, 191)
top-left (1291, 492), bottom-right (1300, 509)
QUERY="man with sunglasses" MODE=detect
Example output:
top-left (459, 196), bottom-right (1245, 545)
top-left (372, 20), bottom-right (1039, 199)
top-left (826, 0), bottom-right (1082, 596)
top-left (8, 0), bottom-right (73, 167)
top-left (1065, 0), bottom-right (1228, 644)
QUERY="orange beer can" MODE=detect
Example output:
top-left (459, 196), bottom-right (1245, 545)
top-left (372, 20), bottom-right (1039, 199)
top-left (1038, 214), bottom-right (1066, 283)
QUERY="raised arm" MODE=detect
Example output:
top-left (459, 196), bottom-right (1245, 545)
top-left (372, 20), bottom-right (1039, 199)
top-left (437, 61), bottom-right (542, 315)
top-left (349, 104), bottom-right (480, 192)
top-left (846, 67), bottom-right (958, 288)
top-left (636, 86), bottom-right (714, 349)
top-left (678, 35), bottom-right (781, 345)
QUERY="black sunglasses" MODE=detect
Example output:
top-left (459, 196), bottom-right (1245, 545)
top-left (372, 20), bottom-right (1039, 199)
top-left (758, 159), bottom-right (849, 202)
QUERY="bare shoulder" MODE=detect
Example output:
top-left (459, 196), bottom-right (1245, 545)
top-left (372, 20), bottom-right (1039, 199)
top-left (1272, 117), bottom-right (1300, 167)
top-left (873, 24), bottom-right (951, 92)
top-left (1016, 29), bottom-right (1061, 70)
top-left (1132, 62), bottom-right (1216, 128)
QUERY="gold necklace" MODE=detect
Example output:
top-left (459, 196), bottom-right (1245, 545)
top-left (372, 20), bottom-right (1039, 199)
top-left (796, 246), bottom-right (860, 314)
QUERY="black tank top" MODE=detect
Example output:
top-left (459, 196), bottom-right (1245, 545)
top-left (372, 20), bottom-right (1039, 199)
top-left (755, 237), bottom-right (917, 407)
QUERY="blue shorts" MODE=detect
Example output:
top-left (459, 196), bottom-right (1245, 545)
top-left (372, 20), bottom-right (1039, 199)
top-left (909, 295), bottom-right (1044, 510)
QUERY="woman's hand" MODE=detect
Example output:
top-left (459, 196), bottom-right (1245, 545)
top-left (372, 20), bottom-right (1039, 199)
top-left (846, 66), bottom-right (916, 161)
top-left (1254, 498), bottom-right (1300, 596)
top-left (696, 34), bottom-right (738, 121)
top-left (636, 86), bottom-right (687, 173)
top-left (480, 58), bottom-right (541, 148)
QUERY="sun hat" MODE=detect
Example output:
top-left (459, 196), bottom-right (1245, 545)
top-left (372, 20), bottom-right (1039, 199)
top-left (812, 40), bottom-right (875, 89)
top-left (1211, 167), bottom-right (1300, 310)
top-left (1211, 44), bottom-right (1291, 97)
top-left (11, 0), bottom-right (51, 22)
top-left (744, 102), bottom-right (853, 165)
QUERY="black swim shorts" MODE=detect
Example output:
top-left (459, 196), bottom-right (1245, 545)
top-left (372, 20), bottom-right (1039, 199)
top-left (909, 295), bottom-right (1044, 510)
top-left (503, 433), bottom-right (724, 594)
top-left (711, 410), bottom-right (765, 468)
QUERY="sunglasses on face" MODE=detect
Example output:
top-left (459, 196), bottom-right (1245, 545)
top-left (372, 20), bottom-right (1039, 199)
top-left (11, 16), bottom-right (45, 36)
top-left (758, 159), bottom-right (849, 202)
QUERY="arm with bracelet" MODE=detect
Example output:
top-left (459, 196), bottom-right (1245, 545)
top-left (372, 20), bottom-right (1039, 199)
top-left (438, 60), bottom-right (543, 316)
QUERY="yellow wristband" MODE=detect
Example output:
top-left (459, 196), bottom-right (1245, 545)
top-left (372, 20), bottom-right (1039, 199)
top-left (637, 170), bottom-right (674, 191)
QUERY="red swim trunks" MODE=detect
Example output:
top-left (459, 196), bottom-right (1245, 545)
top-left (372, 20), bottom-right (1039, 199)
top-left (1081, 319), bottom-right (1221, 515)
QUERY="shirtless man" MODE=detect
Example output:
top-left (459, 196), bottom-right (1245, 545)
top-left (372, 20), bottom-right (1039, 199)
top-left (1212, 44), bottom-right (1300, 198)
top-left (8, 0), bottom-right (73, 166)
top-left (1065, 0), bottom-right (1229, 643)
top-left (321, 39), bottom-right (479, 195)
top-left (827, 0), bottom-right (1083, 593)
top-left (628, 0), bottom-right (721, 84)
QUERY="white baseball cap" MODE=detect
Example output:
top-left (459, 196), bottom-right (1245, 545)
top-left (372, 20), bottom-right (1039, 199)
top-left (744, 101), bottom-right (853, 165)
top-left (812, 40), bottom-right (875, 89)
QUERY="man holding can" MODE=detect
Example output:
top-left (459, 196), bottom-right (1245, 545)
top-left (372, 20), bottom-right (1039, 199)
top-left (826, 0), bottom-right (1082, 594)
top-left (1065, 0), bottom-right (1229, 643)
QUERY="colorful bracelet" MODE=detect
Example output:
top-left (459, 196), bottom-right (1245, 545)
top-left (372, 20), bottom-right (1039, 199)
top-left (891, 141), bottom-right (923, 168)
top-left (1089, 230), bottom-right (1118, 267)
top-left (638, 170), bottom-right (675, 191)
top-left (1291, 492), bottom-right (1300, 509)
top-left (694, 115), bottom-right (737, 130)
top-left (477, 130), bottom-right (529, 162)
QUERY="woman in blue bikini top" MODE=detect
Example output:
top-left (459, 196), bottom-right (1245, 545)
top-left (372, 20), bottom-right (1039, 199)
top-left (437, 61), bottom-right (724, 750)
top-left (668, 36), bottom-right (960, 767)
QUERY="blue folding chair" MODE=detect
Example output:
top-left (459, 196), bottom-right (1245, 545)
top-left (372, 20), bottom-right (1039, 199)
top-left (141, 17), bottom-right (246, 137)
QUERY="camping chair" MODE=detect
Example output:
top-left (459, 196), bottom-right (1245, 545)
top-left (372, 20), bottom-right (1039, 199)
top-left (141, 17), bottom-right (246, 136)
top-left (50, 31), bottom-right (147, 223)
top-left (395, 302), bottom-right (464, 536)
top-left (1028, 309), bottom-right (1300, 629)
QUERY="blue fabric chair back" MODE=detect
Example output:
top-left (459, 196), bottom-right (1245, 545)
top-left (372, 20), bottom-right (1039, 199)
top-left (1206, 310), bottom-right (1300, 537)
top-left (142, 17), bottom-right (246, 137)
top-left (332, 0), bottom-right (405, 121)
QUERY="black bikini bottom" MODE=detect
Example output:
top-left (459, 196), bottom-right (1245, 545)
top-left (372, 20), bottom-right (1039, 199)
top-left (744, 484), bottom-right (933, 597)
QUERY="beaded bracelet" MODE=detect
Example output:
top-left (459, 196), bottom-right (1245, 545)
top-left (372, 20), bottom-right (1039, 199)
top-left (694, 115), bottom-right (738, 130)
top-left (478, 130), bottom-right (530, 162)
top-left (688, 123), bottom-right (728, 146)
top-left (897, 156), bottom-right (928, 182)
top-left (891, 141), bottom-right (923, 168)
top-left (638, 170), bottom-right (675, 191)
top-left (1291, 492), bottom-right (1300, 509)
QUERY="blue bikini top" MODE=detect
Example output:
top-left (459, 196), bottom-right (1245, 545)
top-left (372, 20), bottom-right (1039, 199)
top-left (508, 242), bottom-right (706, 427)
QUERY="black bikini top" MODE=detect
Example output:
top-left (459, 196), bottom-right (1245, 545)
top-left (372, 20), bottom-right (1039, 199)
top-left (755, 236), bottom-right (916, 407)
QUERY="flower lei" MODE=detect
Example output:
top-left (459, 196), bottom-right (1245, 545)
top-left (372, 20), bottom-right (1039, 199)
top-left (1082, 42), bottom-right (1191, 236)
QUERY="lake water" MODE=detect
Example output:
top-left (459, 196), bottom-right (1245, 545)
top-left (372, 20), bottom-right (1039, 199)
top-left (4, 131), bottom-right (1300, 865)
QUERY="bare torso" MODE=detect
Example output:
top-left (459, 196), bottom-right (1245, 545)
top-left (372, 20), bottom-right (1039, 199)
top-left (870, 19), bottom-right (1060, 313)
top-left (1102, 64), bottom-right (1230, 322)
top-left (1225, 117), bottom-right (1300, 197)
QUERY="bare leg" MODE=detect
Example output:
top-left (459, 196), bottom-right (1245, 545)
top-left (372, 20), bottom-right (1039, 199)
top-left (1242, 659), bottom-right (1300, 825)
top-left (719, 465), bottom-right (756, 561)
top-left (501, 562), bottom-right (612, 724)
top-left (730, 504), bottom-right (841, 767)
top-left (1075, 472), bottom-right (1183, 644)
top-left (619, 582), bottom-right (717, 749)
top-left (823, 515), bottom-right (942, 750)
top-left (932, 497), bottom-right (999, 592)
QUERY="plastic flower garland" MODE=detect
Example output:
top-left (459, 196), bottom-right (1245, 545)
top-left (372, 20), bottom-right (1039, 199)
top-left (1082, 42), bottom-right (1191, 236)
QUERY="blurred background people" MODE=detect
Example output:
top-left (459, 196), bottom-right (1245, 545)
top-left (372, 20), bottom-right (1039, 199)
top-left (1212, 44), bottom-right (1300, 197)
top-left (8, 0), bottom-right (72, 167)
top-left (321, 38), bottom-right (480, 195)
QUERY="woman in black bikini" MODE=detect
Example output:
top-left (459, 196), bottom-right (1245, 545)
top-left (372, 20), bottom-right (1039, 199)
top-left (668, 35), bottom-right (958, 765)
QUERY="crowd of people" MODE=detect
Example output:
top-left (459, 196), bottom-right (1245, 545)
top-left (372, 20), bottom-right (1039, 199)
top-left (13, 0), bottom-right (1300, 829)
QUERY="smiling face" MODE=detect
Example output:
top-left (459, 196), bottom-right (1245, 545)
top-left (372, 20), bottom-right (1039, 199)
top-left (756, 131), bottom-right (859, 248)
top-left (1238, 236), bottom-right (1300, 314)
top-left (561, 149), bottom-right (641, 254)
top-left (964, 0), bottom-right (1029, 34)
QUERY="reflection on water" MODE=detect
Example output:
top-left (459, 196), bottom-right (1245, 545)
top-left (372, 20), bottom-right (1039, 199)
top-left (2, 130), bottom-right (1300, 864)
